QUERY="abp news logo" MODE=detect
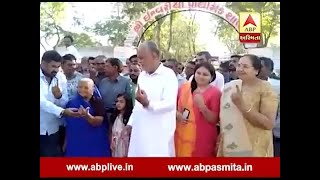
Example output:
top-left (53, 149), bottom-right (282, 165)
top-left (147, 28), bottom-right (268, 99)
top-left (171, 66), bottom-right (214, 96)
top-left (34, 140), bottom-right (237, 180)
top-left (239, 12), bottom-right (261, 43)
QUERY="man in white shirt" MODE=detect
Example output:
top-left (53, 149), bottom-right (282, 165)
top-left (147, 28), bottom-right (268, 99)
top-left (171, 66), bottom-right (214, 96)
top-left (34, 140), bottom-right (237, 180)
top-left (63, 35), bottom-right (81, 63)
top-left (188, 51), bottom-right (224, 91)
top-left (258, 57), bottom-right (280, 157)
top-left (40, 50), bottom-right (80, 157)
top-left (127, 41), bottom-right (178, 157)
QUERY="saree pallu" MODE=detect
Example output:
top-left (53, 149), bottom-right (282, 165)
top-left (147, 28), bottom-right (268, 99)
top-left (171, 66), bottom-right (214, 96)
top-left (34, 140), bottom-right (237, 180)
top-left (217, 80), bottom-right (253, 157)
top-left (218, 80), bottom-right (276, 157)
top-left (175, 83), bottom-right (196, 157)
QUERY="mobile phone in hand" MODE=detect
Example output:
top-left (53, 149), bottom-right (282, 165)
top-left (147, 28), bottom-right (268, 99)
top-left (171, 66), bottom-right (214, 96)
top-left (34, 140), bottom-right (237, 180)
top-left (182, 108), bottom-right (190, 120)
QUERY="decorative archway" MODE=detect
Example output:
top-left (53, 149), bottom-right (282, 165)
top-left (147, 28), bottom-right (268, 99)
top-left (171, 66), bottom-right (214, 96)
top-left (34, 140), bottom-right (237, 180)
top-left (124, 2), bottom-right (255, 48)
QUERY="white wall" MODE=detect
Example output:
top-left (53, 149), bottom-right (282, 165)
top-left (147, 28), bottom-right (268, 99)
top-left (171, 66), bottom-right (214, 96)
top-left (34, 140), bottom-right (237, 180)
top-left (56, 46), bottom-right (115, 59)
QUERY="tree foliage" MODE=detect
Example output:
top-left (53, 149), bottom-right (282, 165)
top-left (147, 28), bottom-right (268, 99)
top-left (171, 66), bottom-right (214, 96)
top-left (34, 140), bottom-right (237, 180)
top-left (89, 2), bottom-right (203, 61)
top-left (158, 13), bottom-right (204, 60)
top-left (40, 2), bottom-right (100, 49)
top-left (214, 2), bottom-right (280, 52)
top-left (89, 2), bottom-right (159, 47)
top-left (91, 15), bottom-right (129, 47)
top-left (59, 32), bottom-right (103, 48)
top-left (40, 2), bottom-right (67, 49)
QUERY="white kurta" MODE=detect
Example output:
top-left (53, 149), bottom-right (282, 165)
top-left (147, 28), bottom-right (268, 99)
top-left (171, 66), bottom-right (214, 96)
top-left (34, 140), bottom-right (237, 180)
top-left (65, 45), bottom-right (81, 63)
top-left (127, 64), bottom-right (178, 157)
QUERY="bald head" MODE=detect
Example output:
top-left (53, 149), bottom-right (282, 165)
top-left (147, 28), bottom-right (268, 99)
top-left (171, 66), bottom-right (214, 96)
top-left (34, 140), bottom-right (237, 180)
top-left (137, 41), bottom-right (162, 73)
top-left (139, 41), bottom-right (160, 57)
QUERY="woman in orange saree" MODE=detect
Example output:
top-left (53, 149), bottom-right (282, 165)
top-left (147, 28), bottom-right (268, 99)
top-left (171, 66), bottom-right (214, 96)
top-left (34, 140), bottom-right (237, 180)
top-left (175, 62), bottom-right (221, 157)
top-left (217, 55), bottom-right (278, 157)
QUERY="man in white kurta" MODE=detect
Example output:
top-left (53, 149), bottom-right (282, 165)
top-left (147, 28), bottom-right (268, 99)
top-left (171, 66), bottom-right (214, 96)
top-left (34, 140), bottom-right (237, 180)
top-left (127, 41), bottom-right (178, 157)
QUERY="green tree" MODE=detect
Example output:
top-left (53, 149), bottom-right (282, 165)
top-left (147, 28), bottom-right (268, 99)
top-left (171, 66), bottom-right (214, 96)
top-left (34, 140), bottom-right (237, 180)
top-left (89, 2), bottom-right (203, 60)
top-left (157, 13), bottom-right (204, 61)
top-left (59, 32), bottom-right (102, 48)
top-left (89, 2), bottom-right (160, 47)
top-left (40, 2), bottom-right (67, 49)
top-left (214, 2), bottom-right (280, 51)
top-left (91, 16), bottom-right (129, 47)
top-left (41, 2), bottom-right (101, 49)
top-left (121, 2), bottom-right (203, 60)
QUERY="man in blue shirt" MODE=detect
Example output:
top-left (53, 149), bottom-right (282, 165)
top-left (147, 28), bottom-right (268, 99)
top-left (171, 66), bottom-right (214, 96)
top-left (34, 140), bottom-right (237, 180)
top-left (98, 58), bottom-right (131, 131)
top-left (40, 50), bottom-right (80, 157)
top-left (99, 57), bottom-right (131, 112)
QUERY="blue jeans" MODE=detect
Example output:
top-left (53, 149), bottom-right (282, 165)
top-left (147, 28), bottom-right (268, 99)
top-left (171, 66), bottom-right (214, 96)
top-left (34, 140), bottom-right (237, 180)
top-left (40, 131), bottom-right (62, 157)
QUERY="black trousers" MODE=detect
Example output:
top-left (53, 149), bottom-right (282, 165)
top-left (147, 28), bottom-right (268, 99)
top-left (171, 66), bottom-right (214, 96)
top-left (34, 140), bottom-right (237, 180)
top-left (40, 131), bottom-right (62, 157)
top-left (58, 126), bottom-right (66, 155)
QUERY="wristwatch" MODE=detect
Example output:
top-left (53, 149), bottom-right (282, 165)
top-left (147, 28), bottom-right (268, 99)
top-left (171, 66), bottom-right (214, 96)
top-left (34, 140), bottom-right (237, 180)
top-left (59, 109), bottom-right (65, 118)
top-left (56, 94), bottom-right (62, 99)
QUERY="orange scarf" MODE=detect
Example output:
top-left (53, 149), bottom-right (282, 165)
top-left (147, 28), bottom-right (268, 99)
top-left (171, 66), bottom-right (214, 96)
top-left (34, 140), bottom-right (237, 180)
top-left (175, 82), bottom-right (196, 157)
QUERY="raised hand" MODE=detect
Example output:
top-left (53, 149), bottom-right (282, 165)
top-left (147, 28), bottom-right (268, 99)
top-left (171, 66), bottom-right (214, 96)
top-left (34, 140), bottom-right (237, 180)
top-left (194, 93), bottom-right (206, 109)
top-left (52, 81), bottom-right (62, 99)
top-left (135, 85), bottom-right (149, 107)
top-left (231, 85), bottom-right (243, 108)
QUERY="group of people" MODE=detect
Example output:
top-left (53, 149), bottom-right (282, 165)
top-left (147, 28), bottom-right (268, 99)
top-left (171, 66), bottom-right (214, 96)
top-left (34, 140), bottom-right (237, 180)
top-left (40, 38), bottom-right (280, 158)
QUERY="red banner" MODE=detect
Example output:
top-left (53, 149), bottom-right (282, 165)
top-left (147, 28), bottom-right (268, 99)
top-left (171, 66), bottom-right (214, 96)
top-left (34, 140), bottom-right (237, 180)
top-left (40, 157), bottom-right (280, 178)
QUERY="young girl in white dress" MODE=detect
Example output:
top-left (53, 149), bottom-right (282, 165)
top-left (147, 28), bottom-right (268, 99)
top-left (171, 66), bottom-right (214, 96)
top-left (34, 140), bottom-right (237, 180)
top-left (110, 93), bottom-right (133, 157)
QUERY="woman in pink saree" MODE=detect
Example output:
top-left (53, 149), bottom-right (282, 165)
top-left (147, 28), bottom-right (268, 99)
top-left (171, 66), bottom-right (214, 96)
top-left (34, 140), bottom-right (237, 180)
top-left (218, 54), bottom-right (278, 157)
top-left (175, 62), bottom-right (221, 157)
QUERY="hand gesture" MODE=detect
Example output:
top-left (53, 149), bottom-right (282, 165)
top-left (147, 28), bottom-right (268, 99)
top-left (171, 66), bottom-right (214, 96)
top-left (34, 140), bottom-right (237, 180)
top-left (52, 81), bottom-right (62, 99)
top-left (63, 108), bottom-right (80, 118)
top-left (78, 105), bottom-right (90, 117)
top-left (194, 93), bottom-right (206, 110)
top-left (231, 85), bottom-right (243, 108)
top-left (135, 85), bottom-right (149, 107)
